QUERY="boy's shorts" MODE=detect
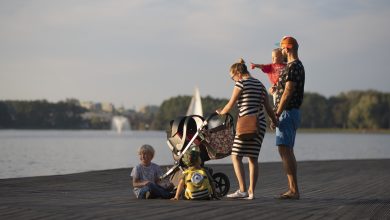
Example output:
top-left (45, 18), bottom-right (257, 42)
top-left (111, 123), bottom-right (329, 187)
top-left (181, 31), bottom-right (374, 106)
top-left (276, 109), bottom-right (300, 148)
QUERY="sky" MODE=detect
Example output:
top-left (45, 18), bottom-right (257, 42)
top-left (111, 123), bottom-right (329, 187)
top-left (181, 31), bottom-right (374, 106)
top-left (1, 0), bottom-right (389, 110)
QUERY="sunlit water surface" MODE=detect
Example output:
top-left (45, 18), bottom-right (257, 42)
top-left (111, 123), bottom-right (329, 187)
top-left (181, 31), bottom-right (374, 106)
top-left (1, 130), bottom-right (389, 179)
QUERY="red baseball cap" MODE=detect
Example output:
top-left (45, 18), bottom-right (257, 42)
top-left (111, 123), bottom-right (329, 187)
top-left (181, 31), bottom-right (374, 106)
top-left (278, 36), bottom-right (299, 49)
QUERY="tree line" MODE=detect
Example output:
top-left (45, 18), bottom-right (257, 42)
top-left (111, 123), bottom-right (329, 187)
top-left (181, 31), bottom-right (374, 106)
top-left (0, 99), bottom-right (86, 129)
top-left (0, 90), bottom-right (389, 130)
top-left (300, 90), bottom-right (390, 129)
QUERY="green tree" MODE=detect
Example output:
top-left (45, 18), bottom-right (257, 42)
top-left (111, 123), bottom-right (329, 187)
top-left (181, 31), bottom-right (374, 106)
top-left (201, 95), bottom-right (235, 119)
top-left (0, 101), bottom-right (13, 128)
top-left (137, 105), bottom-right (159, 130)
top-left (328, 96), bottom-right (349, 128)
top-left (348, 91), bottom-right (390, 129)
top-left (154, 96), bottom-right (191, 130)
top-left (2, 90), bottom-right (390, 130)
top-left (3, 100), bottom-right (86, 129)
top-left (152, 95), bottom-right (232, 130)
top-left (300, 92), bottom-right (330, 128)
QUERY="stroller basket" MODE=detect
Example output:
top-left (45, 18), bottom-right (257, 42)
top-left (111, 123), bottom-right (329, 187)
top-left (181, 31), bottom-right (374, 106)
top-left (202, 113), bottom-right (235, 159)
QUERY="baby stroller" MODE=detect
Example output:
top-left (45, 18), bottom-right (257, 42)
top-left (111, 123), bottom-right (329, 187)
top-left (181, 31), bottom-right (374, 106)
top-left (161, 113), bottom-right (235, 197)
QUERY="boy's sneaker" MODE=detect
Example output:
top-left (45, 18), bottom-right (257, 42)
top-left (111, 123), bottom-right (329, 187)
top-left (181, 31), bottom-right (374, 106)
top-left (144, 191), bottom-right (151, 199)
top-left (227, 190), bottom-right (248, 199)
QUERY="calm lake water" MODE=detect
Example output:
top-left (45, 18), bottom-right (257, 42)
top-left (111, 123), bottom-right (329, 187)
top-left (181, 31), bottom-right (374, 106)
top-left (1, 130), bottom-right (389, 179)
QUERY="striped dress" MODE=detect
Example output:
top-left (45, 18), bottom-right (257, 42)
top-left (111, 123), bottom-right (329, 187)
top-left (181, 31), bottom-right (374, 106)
top-left (232, 77), bottom-right (267, 158)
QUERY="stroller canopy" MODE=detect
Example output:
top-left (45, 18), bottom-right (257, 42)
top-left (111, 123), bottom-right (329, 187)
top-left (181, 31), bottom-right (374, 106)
top-left (166, 115), bottom-right (204, 153)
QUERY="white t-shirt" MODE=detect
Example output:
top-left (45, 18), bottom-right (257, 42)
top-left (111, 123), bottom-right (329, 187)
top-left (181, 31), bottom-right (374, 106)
top-left (130, 163), bottom-right (163, 197)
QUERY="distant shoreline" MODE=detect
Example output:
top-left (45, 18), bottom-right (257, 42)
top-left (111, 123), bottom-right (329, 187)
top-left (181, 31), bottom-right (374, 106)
top-left (2, 128), bottom-right (390, 134)
top-left (297, 128), bottom-right (390, 134)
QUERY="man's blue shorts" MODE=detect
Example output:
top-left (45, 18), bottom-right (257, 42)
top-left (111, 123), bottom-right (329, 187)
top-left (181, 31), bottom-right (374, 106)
top-left (276, 109), bottom-right (300, 148)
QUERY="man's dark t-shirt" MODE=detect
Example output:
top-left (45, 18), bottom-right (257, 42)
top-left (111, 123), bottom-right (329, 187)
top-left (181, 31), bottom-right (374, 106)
top-left (274, 60), bottom-right (305, 111)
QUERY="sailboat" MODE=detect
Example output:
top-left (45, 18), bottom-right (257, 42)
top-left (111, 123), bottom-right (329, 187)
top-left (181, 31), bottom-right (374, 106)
top-left (186, 87), bottom-right (203, 117)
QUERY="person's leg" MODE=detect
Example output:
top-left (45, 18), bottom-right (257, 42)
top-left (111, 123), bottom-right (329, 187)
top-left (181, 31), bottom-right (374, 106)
top-left (146, 182), bottom-right (174, 199)
top-left (137, 186), bottom-right (151, 199)
top-left (247, 157), bottom-right (259, 196)
top-left (276, 110), bottom-right (299, 199)
top-left (277, 147), bottom-right (289, 195)
top-left (278, 146), bottom-right (299, 197)
top-left (231, 155), bottom-right (246, 192)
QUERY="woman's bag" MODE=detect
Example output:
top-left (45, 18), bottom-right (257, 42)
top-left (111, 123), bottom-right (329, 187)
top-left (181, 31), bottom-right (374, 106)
top-left (202, 113), bottom-right (234, 159)
top-left (236, 114), bottom-right (258, 140)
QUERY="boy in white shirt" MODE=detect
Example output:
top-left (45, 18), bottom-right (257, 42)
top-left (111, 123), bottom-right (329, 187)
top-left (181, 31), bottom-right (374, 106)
top-left (131, 144), bottom-right (174, 199)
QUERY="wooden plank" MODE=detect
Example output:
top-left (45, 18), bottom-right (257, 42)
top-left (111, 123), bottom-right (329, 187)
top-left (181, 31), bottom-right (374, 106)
top-left (0, 160), bottom-right (389, 219)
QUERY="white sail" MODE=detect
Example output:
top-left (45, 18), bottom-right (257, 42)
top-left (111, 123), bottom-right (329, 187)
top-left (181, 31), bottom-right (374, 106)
top-left (186, 87), bottom-right (203, 116)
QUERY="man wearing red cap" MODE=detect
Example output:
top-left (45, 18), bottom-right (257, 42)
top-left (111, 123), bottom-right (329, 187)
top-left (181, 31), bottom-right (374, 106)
top-left (273, 36), bottom-right (305, 200)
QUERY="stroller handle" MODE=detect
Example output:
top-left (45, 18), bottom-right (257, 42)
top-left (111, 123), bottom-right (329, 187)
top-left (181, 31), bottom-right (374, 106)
top-left (160, 163), bottom-right (179, 179)
top-left (205, 112), bottom-right (234, 127)
top-left (205, 112), bottom-right (219, 121)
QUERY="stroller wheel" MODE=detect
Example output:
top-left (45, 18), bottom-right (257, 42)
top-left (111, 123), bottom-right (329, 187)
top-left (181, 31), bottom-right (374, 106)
top-left (212, 172), bottom-right (230, 197)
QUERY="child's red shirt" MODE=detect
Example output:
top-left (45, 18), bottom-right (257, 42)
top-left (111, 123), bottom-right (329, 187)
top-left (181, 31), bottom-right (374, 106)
top-left (260, 63), bottom-right (286, 85)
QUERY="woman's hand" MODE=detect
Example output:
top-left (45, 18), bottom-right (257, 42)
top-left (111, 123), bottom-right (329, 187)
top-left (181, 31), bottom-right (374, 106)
top-left (215, 109), bottom-right (222, 115)
top-left (270, 116), bottom-right (279, 130)
top-left (270, 120), bottom-right (277, 130)
top-left (269, 86), bottom-right (276, 95)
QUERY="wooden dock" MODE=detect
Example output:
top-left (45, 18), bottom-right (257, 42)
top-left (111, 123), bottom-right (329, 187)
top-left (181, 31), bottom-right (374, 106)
top-left (1, 159), bottom-right (389, 219)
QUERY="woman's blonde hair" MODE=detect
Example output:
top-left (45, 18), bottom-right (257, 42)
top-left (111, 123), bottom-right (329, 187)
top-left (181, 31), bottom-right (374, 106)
top-left (230, 58), bottom-right (250, 75)
top-left (138, 144), bottom-right (155, 157)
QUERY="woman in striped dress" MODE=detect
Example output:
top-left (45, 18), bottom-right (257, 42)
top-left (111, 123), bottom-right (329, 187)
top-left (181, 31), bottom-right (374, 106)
top-left (216, 58), bottom-right (278, 200)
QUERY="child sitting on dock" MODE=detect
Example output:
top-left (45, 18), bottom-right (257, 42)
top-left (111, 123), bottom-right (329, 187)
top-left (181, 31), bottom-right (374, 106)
top-left (171, 147), bottom-right (214, 200)
top-left (130, 144), bottom-right (174, 199)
